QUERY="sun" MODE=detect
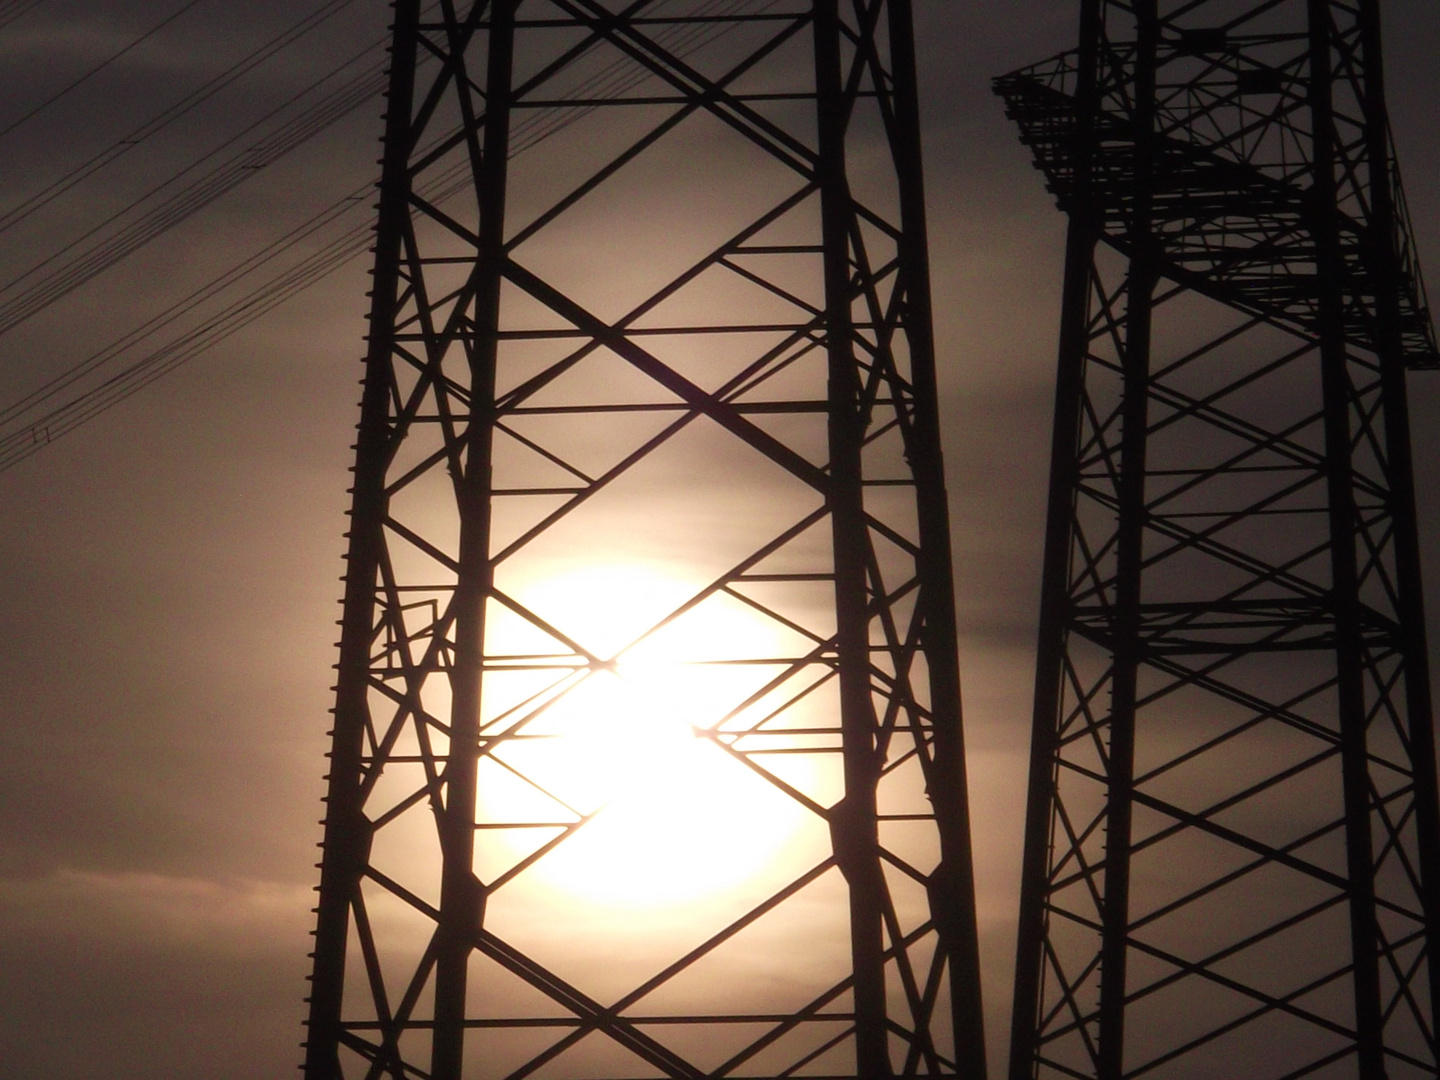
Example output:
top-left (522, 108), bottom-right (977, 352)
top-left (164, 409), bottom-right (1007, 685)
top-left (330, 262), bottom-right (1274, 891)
top-left (475, 563), bottom-right (815, 909)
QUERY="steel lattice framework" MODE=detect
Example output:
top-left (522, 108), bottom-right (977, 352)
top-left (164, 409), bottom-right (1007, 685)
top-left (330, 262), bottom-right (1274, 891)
top-left (302, 2), bottom-right (985, 1078)
top-left (997, 2), bottom-right (1440, 1079)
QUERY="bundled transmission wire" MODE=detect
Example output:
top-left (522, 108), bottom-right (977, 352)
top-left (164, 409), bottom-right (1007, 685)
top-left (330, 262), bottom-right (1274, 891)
top-left (0, 0), bottom-right (362, 236)
top-left (0, 211), bottom-right (375, 469)
top-left (0, 0), bottom-right (212, 144)
top-left (0, 0), bottom-right (778, 473)
top-left (0, 44), bottom-right (390, 335)
top-left (0, 0), bottom-right (46, 34)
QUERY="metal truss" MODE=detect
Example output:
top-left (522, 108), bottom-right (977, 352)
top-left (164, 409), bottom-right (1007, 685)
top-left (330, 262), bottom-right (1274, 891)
top-left (997, 2), bottom-right (1440, 1079)
top-left (302, 2), bottom-right (985, 1078)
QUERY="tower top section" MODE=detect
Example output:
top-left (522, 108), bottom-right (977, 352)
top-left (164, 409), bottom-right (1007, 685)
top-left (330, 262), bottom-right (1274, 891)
top-left (995, 3), bottom-right (1439, 368)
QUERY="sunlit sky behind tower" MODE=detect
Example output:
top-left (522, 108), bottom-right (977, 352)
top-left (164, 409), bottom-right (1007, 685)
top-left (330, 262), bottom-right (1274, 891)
top-left (0, 2), bottom-right (1436, 1077)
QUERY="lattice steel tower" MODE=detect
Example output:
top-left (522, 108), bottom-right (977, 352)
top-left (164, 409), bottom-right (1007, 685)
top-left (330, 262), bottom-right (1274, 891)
top-left (302, 3), bottom-right (986, 1078)
top-left (997, 2), bottom-right (1440, 1079)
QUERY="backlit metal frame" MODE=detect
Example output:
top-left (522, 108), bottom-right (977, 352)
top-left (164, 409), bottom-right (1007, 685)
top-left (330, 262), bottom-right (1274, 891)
top-left (998, 2), bottom-right (1440, 1078)
top-left (302, 3), bottom-right (986, 1078)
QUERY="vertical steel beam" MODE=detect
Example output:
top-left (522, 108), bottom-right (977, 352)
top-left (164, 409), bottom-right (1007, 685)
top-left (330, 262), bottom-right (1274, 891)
top-left (1306, 6), bottom-right (1385, 1076)
top-left (1007, 6), bottom-right (1104, 1078)
top-left (431, 3), bottom-right (517, 1077)
top-left (1357, 0), bottom-right (1440, 1033)
top-left (1093, 7), bottom-right (1157, 1077)
top-left (886, 3), bottom-right (987, 1075)
top-left (998, 1), bottom-right (1440, 1077)
top-left (815, 1), bottom-right (889, 1073)
top-left (303, 3), bottom-right (422, 1076)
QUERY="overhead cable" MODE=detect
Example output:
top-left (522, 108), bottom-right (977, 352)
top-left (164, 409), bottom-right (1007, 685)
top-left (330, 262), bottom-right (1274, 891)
top-left (0, 46), bottom-right (392, 336)
top-left (0, 0), bottom-right (360, 237)
top-left (0, 0), bottom-right (212, 144)
top-left (0, 191), bottom-right (369, 434)
top-left (0, 0), bottom-right (780, 472)
top-left (0, 0), bottom-right (46, 34)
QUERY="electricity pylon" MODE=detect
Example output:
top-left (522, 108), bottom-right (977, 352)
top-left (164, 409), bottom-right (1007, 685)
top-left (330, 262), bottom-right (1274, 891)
top-left (301, 3), bottom-right (986, 1078)
top-left (997, 2), bottom-right (1440, 1078)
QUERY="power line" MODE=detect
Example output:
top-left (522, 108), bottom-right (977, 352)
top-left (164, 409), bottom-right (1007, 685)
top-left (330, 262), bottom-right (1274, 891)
top-left (0, 190), bottom-right (369, 433)
top-left (0, 0), bottom-right (46, 34)
top-left (0, 0), bottom-right (779, 472)
top-left (0, 0), bottom-right (754, 338)
top-left (0, 218), bottom-right (373, 470)
top-left (0, 45), bottom-right (391, 336)
top-left (0, 0), bottom-right (212, 144)
top-left (0, 0), bottom-right (360, 237)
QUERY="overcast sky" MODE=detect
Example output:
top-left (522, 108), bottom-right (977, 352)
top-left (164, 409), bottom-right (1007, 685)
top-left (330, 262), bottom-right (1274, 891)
top-left (0, 2), bottom-right (1436, 1077)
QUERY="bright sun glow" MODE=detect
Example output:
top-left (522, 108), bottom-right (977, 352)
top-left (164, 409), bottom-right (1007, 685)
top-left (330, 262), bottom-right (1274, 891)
top-left (478, 564), bottom-right (814, 909)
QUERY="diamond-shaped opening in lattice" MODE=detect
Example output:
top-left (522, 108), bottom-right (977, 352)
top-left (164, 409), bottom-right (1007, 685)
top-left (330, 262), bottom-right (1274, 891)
top-left (522, 1027), bottom-right (668, 1080)
top-left (616, 862), bottom-right (855, 1018)
top-left (1356, 539), bottom-right (1405, 624)
top-left (1130, 840), bottom-right (1348, 982)
top-left (881, 856), bottom-right (939, 946)
top-left (348, 874), bottom-right (438, 1025)
top-left (1034, 952), bottom-right (1102, 1060)
top-left (479, 818), bottom-right (836, 1009)
top-left (384, 459), bottom-right (462, 573)
top-left (1372, 804), bottom-right (1429, 915)
top-left (625, 257), bottom-right (823, 337)
top-left (459, 1022), bottom-right (581, 1080)
top-left (1140, 507), bottom-right (1332, 607)
top-left (1051, 697), bottom-right (1115, 788)
top-left (719, 665), bottom-right (847, 812)
top-left (882, 927), bottom-right (953, 1070)
top-left (367, 788), bottom-right (445, 912)
top-left (1043, 794), bottom-right (1112, 916)
top-left (505, 104), bottom-right (812, 324)
top-left (465, 948), bottom-right (579, 1023)
top-left (1203, 746), bottom-right (1346, 849)
top-left (1207, 900), bottom-right (1358, 1023)
top-left (876, 751), bottom-right (938, 822)
top-left (491, 421), bottom-right (824, 597)
top-left (1147, 294), bottom-right (1319, 415)
top-left (1123, 973), bottom-right (1354, 1080)
top-left (1375, 945), bottom-right (1436, 1071)
top-left (475, 661), bottom-right (819, 905)
top-left (1132, 672), bottom-right (1346, 831)
top-left (633, 1021), bottom-right (785, 1075)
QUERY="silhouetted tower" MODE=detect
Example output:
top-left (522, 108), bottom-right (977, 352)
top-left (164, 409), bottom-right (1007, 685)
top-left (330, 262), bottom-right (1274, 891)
top-left (997, 2), bottom-right (1440, 1078)
top-left (302, 3), bottom-right (985, 1079)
